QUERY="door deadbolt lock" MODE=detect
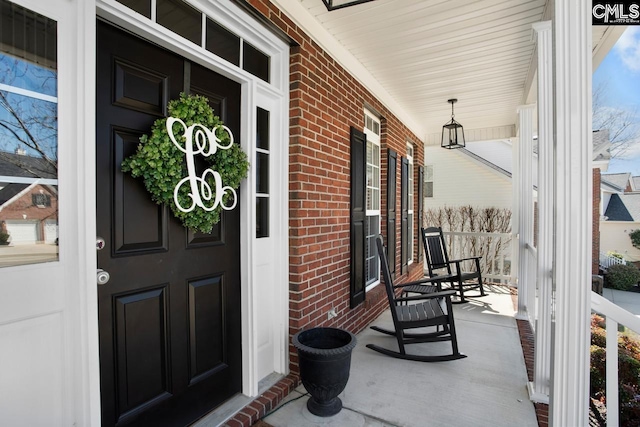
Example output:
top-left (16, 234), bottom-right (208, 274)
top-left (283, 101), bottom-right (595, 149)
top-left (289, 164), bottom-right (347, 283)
top-left (96, 237), bottom-right (106, 251)
top-left (97, 269), bottom-right (110, 285)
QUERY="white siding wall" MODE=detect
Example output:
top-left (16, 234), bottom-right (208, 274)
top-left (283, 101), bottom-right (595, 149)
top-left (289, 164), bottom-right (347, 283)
top-left (424, 146), bottom-right (513, 210)
top-left (600, 221), bottom-right (640, 263)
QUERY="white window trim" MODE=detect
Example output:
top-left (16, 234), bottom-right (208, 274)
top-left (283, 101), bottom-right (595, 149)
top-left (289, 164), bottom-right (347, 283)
top-left (364, 110), bottom-right (380, 291)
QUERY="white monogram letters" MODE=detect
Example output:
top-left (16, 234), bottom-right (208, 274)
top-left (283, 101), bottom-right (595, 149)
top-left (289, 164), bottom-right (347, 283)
top-left (167, 117), bottom-right (238, 213)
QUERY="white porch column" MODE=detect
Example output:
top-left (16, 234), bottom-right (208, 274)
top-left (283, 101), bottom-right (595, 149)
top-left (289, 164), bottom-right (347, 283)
top-left (529, 20), bottom-right (552, 405)
top-left (511, 138), bottom-right (521, 309)
top-left (516, 105), bottom-right (535, 322)
top-left (551, 2), bottom-right (592, 426)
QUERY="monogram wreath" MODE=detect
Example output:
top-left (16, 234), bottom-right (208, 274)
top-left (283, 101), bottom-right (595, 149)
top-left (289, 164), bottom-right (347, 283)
top-left (121, 93), bottom-right (249, 233)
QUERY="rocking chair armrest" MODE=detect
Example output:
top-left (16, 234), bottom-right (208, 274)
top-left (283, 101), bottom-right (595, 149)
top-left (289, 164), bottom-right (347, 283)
top-left (391, 274), bottom-right (457, 290)
top-left (395, 289), bottom-right (456, 303)
top-left (449, 256), bottom-right (482, 263)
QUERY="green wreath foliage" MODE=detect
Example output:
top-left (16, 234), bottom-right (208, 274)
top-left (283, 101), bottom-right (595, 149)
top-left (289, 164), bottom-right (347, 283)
top-left (121, 93), bottom-right (249, 233)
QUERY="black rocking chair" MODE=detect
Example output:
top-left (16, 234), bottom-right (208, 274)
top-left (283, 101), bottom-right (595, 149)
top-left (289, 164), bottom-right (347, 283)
top-left (365, 235), bottom-right (466, 362)
top-left (422, 226), bottom-right (486, 304)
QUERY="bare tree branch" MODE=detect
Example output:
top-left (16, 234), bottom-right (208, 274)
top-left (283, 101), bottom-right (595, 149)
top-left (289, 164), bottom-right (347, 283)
top-left (593, 80), bottom-right (640, 159)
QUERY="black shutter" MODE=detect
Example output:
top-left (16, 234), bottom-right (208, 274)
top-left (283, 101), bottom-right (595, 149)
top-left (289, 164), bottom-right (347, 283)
top-left (401, 156), bottom-right (409, 274)
top-left (386, 149), bottom-right (397, 277)
top-left (350, 126), bottom-right (366, 308)
top-left (417, 165), bottom-right (424, 262)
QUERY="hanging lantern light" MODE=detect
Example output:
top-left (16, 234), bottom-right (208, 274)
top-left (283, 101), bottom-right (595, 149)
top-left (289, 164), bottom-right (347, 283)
top-left (441, 99), bottom-right (465, 149)
top-left (322, 0), bottom-right (376, 11)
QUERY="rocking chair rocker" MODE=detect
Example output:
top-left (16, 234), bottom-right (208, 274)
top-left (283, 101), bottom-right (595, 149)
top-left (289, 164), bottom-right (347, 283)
top-left (365, 235), bottom-right (466, 362)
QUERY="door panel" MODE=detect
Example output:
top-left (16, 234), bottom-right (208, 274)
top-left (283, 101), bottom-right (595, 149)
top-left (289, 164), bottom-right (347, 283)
top-left (97, 21), bottom-right (242, 427)
top-left (113, 128), bottom-right (168, 254)
top-left (114, 287), bottom-right (171, 418)
top-left (188, 275), bottom-right (224, 382)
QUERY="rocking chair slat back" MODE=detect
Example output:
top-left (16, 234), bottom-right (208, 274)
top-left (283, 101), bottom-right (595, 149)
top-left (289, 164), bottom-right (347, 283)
top-left (421, 226), bottom-right (486, 304)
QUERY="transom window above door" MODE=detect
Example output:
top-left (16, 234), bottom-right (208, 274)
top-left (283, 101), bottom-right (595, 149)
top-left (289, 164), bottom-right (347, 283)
top-left (115, 0), bottom-right (271, 82)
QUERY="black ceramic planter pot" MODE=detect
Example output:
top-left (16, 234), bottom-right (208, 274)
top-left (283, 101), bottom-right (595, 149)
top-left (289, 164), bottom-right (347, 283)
top-left (292, 327), bottom-right (357, 417)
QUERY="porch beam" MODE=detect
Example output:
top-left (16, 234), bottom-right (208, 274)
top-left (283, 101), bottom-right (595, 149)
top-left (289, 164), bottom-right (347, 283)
top-left (551, 2), bottom-right (592, 425)
top-left (515, 104), bottom-right (535, 322)
top-left (529, 20), bottom-right (552, 405)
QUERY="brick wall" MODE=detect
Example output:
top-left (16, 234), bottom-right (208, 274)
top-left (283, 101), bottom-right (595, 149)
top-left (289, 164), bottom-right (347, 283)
top-left (247, 0), bottom-right (425, 373)
top-left (593, 168), bottom-right (601, 275)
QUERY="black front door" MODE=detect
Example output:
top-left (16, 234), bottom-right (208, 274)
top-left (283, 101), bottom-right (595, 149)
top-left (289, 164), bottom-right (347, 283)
top-left (96, 21), bottom-right (242, 426)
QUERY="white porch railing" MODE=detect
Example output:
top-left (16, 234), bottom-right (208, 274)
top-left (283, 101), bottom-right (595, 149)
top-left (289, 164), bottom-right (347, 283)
top-left (590, 292), bottom-right (640, 427)
top-left (599, 252), bottom-right (627, 270)
top-left (441, 231), bottom-right (513, 283)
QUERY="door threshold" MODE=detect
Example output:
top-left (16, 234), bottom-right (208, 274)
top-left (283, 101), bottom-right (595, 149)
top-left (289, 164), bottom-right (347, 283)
top-left (191, 373), bottom-right (285, 426)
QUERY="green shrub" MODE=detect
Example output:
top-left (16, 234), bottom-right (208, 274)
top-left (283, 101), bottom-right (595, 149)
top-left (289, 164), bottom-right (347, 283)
top-left (0, 231), bottom-right (8, 245)
top-left (605, 264), bottom-right (640, 291)
top-left (630, 229), bottom-right (640, 250)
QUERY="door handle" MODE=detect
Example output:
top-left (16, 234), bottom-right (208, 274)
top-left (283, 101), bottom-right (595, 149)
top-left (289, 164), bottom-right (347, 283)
top-left (97, 269), bottom-right (110, 285)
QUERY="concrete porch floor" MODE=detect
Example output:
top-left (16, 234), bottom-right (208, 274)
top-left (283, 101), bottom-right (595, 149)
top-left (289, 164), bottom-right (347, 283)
top-left (263, 285), bottom-right (538, 427)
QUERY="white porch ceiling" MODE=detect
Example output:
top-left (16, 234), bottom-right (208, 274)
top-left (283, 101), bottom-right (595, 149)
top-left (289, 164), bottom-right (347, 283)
top-left (286, 0), bottom-right (622, 140)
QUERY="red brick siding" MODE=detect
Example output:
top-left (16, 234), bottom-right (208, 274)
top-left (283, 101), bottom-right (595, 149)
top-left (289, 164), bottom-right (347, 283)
top-left (511, 290), bottom-right (548, 427)
top-left (246, 0), bottom-right (425, 374)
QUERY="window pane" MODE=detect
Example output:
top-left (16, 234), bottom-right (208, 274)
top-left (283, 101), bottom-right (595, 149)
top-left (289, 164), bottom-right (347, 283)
top-left (116, 0), bottom-right (151, 18)
top-left (256, 197), bottom-right (269, 238)
top-left (425, 165), bottom-right (434, 180)
top-left (256, 107), bottom-right (270, 150)
top-left (365, 215), bottom-right (379, 284)
top-left (426, 182), bottom-right (433, 198)
top-left (243, 42), bottom-right (269, 83)
top-left (206, 18), bottom-right (239, 66)
top-left (0, 1), bottom-right (58, 267)
top-left (256, 152), bottom-right (269, 194)
top-left (408, 213), bottom-right (413, 260)
top-left (157, 0), bottom-right (201, 46)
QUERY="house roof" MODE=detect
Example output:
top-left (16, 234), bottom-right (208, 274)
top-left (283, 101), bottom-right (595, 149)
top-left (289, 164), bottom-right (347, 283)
top-left (633, 176), bottom-right (640, 191)
top-left (454, 129), bottom-right (610, 188)
top-left (604, 193), bottom-right (640, 222)
top-left (0, 183), bottom-right (29, 205)
top-left (601, 172), bottom-right (631, 192)
top-left (0, 151), bottom-right (57, 179)
top-left (592, 129), bottom-right (612, 163)
top-left (459, 140), bottom-right (539, 188)
top-left (601, 180), bottom-right (624, 193)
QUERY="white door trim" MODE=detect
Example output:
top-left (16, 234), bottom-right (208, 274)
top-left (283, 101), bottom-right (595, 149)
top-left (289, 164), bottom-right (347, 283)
top-left (96, 0), bottom-right (290, 399)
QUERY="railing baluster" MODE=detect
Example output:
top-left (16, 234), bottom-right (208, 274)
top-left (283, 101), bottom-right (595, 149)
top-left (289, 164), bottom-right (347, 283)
top-left (591, 292), bottom-right (640, 426)
top-left (606, 316), bottom-right (619, 427)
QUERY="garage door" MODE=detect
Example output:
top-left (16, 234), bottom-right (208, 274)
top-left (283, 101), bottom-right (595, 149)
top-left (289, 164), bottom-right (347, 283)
top-left (5, 221), bottom-right (38, 244)
top-left (44, 220), bottom-right (58, 244)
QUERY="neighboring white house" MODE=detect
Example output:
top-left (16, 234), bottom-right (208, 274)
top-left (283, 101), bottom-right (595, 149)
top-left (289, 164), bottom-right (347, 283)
top-left (425, 129), bottom-right (611, 215)
top-left (424, 137), bottom-right (536, 212)
top-left (601, 172), bottom-right (640, 263)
